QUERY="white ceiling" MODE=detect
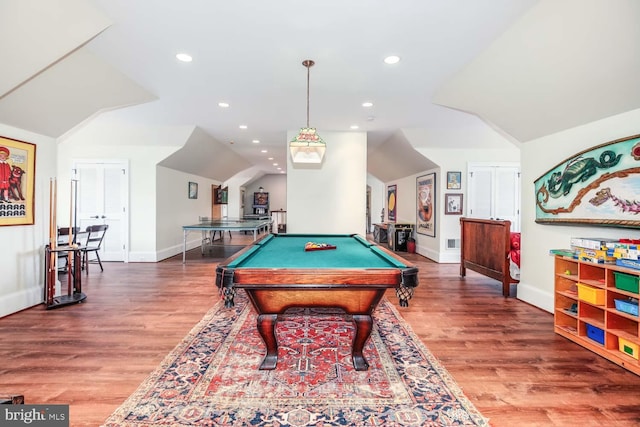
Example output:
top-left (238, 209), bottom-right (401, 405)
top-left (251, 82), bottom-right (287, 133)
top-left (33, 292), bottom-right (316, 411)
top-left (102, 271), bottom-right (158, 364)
top-left (80, 0), bottom-right (537, 174)
top-left (2, 0), bottom-right (638, 182)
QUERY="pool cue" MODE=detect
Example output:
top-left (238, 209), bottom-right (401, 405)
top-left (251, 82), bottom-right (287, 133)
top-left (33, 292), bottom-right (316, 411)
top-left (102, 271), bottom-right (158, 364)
top-left (47, 179), bottom-right (56, 306)
top-left (67, 180), bottom-right (73, 295)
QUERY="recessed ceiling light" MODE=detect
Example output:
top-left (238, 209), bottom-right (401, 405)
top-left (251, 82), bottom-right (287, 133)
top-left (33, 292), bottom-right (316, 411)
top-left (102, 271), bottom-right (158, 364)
top-left (252, 139), bottom-right (260, 144)
top-left (218, 102), bottom-right (229, 108)
top-left (362, 102), bottom-right (373, 108)
top-left (239, 125), bottom-right (248, 129)
top-left (350, 125), bottom-right (359, 130)
top-left (268, 157), bottom-right (274, 160)
top-left (273, 163), bottom-right (278, 166)
top-left (176, 53), bottom-right (192, 62)
top-left (261, 149), bottom-right (267, 153)
top-left (277, 167), bottom-right (282, 171)
top-left (384, 55), bottom-right (400, 64)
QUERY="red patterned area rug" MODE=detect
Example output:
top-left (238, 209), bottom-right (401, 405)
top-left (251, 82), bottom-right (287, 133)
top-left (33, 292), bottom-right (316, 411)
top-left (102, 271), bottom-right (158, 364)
top-left (102, 292), bottom-right (489, 426)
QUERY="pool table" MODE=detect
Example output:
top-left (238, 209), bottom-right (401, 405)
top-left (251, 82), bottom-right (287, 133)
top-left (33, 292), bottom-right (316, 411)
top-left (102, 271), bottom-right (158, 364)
top-left (215, 233), bottom-right (419, 371)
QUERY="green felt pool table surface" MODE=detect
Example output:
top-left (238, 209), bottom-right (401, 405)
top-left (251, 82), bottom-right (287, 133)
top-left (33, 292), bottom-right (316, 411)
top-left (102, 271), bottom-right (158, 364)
top-left (225, 233), bottom-right (407, 269)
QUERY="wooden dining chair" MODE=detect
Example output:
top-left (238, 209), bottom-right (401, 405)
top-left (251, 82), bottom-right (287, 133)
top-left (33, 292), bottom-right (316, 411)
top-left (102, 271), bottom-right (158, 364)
top-left (81, 224), bottom-right (109, 273)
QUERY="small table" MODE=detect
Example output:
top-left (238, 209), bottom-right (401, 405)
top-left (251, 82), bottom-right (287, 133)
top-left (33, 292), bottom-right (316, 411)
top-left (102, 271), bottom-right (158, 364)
top-left (215, 233), bottom-right (418, 371)
top-left (373, 223), bottom-right (388, 244)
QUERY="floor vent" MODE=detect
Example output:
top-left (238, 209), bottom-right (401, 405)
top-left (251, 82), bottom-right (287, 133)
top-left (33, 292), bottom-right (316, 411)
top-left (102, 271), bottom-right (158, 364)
top-left (447, 238), bottom-right (460, 249)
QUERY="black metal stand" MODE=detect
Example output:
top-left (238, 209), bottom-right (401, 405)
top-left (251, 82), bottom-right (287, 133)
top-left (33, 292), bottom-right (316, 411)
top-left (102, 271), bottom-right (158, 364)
top-left (44, 245), bottom-right (86, 309)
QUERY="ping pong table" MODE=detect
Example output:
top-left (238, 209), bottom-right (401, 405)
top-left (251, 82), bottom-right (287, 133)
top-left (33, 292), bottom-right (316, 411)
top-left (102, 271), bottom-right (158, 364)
top-left (182, 218), bottom-right (272, 263)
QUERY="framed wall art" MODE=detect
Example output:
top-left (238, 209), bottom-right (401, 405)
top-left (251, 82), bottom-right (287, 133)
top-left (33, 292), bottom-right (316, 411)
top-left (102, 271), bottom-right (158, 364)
top-left (0, 136), bottom-right (36, 226)
top-left (534, 133), bottom-right (640, 228)
top-left (188, 181), bottom-right (198, 199)
top-left (387, 184), bottom-right (397, 222)
top-left (445, 193), bottom-right (463, 215)
top-left (446, 171), bottom-right (461, 189)
top-left (416, 173), bottom-right (435, 236)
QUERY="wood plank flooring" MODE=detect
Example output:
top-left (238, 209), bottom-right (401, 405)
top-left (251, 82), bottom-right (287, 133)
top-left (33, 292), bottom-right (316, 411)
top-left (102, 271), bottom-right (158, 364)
top-left (2, 235), bottom-right (640, 426)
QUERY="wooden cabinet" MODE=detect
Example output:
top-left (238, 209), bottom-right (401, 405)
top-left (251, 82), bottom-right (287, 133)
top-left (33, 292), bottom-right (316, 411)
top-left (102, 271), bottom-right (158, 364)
top-left (211, 185), bottom-right (224, 219)
top-left (214, 186), bottom-right (228, 204)
top-left (554, 255), bottom-right (640, 375)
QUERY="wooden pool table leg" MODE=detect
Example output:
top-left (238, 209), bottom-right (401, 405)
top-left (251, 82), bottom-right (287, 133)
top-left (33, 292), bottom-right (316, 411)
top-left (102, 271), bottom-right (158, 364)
top-left (352, 314), bottom-right (373, 371)
top-left (257, 314), bottom-right (278, 370)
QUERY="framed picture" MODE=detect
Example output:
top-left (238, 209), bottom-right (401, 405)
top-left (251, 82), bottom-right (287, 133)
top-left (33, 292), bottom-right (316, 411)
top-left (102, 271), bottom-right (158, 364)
top-left (447, 171), bottom-right (461, 189)
top-left (0, 136), bottom-right (36, 226)
top-left (416, 173), bottom-right (435, 237)
top-left (188, 182), bottom-right (198, 199)
top-left (445, 193), bottom-right (463, 215)
top-left (387, 184), bottom-right (397, 222)
top-left (253, 191), bottom-right (269, 207)
top-left (534, 134), bottom-right (640, 229)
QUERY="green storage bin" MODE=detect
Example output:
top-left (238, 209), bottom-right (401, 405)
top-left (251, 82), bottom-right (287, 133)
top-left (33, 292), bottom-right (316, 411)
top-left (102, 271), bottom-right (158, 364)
top-left (614, 271), bottom-right (640, 293)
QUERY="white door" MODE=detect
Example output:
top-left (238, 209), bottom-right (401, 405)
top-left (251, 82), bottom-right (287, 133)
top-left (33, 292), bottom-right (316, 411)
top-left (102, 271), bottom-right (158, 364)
top-left (467, 163), bottom-right (521, 232)
top-left (72, 160), bottom-right (129, 262)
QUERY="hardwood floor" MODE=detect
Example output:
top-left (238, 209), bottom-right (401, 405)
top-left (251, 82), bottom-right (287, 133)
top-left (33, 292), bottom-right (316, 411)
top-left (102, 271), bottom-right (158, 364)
top-left (2, 236), bottom-right (640, 426)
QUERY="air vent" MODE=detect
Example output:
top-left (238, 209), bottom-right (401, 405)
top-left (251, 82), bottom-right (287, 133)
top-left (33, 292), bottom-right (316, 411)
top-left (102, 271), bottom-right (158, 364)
top-left (447, 238), bottom-right (460, 249)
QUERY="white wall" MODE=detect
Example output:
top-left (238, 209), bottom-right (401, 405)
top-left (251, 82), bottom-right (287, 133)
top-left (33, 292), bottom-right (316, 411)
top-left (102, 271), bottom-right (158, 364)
top-left (245, 174), bottom-right (287, 214)
top-left (520, 108), bottom-right (640, 312)
top-left (155, 166), bottom-right (220, 261)
top-left (57, 122), bottom-right (214, 262)
top-left (0, 124), bottom-right (56, 317)
top-left (367, 173), bottom-right (384, 232)
top-left (287, 131), bottom-right (367, 235)
top-left (385, 146), bottom-right (521, 263)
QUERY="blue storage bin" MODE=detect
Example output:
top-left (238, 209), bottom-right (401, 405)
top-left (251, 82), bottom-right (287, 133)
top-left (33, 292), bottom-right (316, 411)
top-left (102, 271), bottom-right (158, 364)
top-left (586, 323), bottom-right (605, 345)
top-left (614, 299), bottom-right (639, 316)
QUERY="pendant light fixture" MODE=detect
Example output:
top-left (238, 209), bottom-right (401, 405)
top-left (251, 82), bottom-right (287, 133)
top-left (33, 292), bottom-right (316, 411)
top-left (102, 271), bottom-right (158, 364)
top-left (289, 59), bottom-right (326, 164)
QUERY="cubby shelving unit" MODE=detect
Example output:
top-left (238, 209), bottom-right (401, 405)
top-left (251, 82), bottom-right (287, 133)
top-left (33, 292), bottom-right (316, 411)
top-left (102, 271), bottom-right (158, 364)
top-left (554, 255), bottom-right (640, 376)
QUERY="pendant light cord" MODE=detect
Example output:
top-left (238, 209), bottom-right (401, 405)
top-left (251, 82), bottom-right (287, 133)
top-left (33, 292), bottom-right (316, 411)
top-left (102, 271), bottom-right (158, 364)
top-left (302, 59), bottom-right (315, 128)
top-left (306, 63), bottom-right (310, 128)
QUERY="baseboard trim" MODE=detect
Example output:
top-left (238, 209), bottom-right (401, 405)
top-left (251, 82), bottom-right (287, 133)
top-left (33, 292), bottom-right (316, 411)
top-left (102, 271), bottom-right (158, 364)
top-left (0, 286), bottom-right (43, 319)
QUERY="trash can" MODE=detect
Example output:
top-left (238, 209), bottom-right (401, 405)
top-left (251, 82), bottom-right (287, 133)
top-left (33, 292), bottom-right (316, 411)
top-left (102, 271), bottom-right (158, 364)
top-left (407, 237), bottom-right (416, 253)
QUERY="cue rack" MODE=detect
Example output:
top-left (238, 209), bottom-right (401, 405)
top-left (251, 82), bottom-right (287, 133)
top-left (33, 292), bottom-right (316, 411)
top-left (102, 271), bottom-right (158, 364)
top-left (44, 178), bottom-right (87, 309)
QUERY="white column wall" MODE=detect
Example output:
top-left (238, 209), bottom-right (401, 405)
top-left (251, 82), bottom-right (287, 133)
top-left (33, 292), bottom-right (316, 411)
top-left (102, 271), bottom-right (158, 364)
top-left (287, 131), bottom-right (367, 236)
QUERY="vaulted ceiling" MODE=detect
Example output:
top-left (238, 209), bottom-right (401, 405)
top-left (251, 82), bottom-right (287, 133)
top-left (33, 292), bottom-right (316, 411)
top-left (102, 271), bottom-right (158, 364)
top-left (1, 0), bottom-right (638, 182)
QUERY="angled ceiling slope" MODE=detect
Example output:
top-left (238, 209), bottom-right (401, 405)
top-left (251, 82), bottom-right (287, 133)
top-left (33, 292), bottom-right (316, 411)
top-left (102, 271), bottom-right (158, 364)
top-left (368, 131), bottom-right (437, 183)
top-left (433, 0), bottom-right (640, 142)
top-left (0, 0), bottom-right (110, 96)
top-left (158, 127), bottom-right (253, 182)
top-left (0, 0), bottom-right (155, 138)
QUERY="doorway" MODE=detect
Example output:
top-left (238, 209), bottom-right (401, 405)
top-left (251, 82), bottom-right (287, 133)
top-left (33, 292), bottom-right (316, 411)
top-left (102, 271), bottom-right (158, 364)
top-left (466, 163), bottom-right (521, 231)
top-left (72, 160), bottom-right (129, 262)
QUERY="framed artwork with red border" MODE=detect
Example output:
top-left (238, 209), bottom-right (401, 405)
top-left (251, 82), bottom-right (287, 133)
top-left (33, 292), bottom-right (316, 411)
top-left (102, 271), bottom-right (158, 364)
top-left (0, 136), bottom-right (36, 226)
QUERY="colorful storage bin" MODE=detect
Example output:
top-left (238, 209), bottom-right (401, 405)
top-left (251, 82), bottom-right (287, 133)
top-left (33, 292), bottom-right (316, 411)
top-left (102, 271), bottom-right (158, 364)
top-left (614, 299), bottom-right (639, 316)
top-left (618, 337), bottom-right (639, 360)
top-left (576, 283), bottom-right (605, 305)
top-left (586, 323), bottom-right (605, 345)
top-left (614, 272), bottom-right (639, 293)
